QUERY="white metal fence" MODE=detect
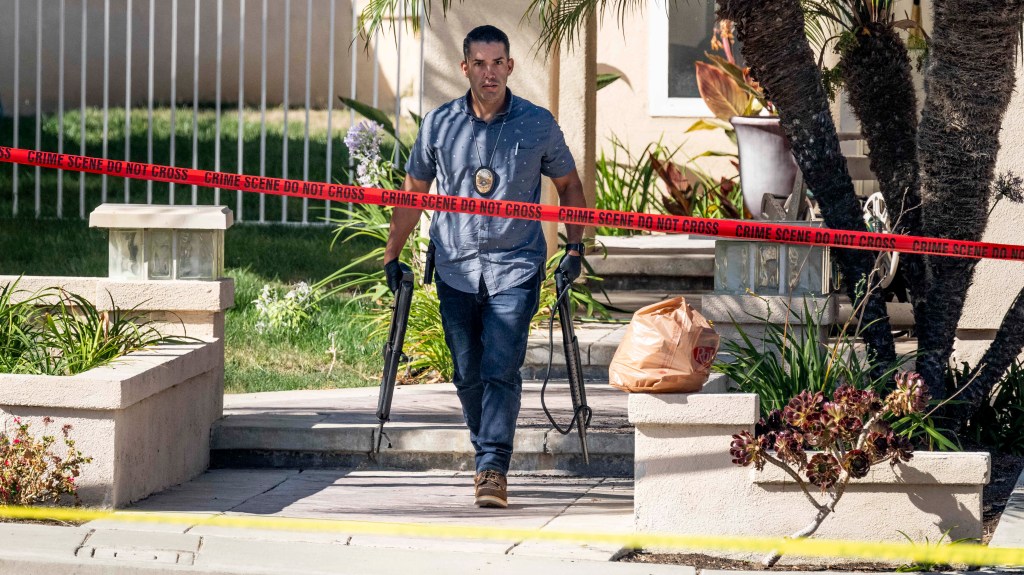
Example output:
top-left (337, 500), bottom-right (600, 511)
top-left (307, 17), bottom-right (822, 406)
top-left (2, 0), bottom-right (424, 224)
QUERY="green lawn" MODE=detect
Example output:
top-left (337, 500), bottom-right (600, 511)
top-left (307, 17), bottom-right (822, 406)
top-left (0, 106), bottom-right (385, 222)
top-left (0, 106), bottom-right (414, 393)
top-left (0, 215), bottom-right (385, 393)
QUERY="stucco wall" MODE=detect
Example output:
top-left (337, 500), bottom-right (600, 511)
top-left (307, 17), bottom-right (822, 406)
top-left (0, 341), bottom-right (224, 508)
top-left (418, 0), bottom-right (549, 114)
top-left (594, 7), bottom-right (733, 173)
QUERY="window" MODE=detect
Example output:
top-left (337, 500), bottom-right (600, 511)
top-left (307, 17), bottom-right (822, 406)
top-left (648, 0), bottom-right (720, 117)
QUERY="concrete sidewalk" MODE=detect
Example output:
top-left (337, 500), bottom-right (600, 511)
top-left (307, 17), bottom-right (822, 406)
top-left (0, 468), bottom-right (654, 574)
top-left (2, 379), bottom-right (1024, 574)
top-left (0, 520), bottom-right (680, 575)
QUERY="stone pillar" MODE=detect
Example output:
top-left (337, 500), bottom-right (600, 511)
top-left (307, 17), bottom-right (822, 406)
top-left (547, 10), bottom-right (598, 255)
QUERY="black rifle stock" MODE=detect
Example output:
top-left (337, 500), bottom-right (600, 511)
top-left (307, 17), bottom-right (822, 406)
top-left (375, 269), bottom-right (414, 455)
top-left (554, 270), bottom-right (592, 465)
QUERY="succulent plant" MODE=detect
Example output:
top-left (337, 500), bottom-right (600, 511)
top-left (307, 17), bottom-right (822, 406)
top-left (774, 430), bottom-right (807, 469)
top-left (729, 370), bottom-right (924, 552)
top-left (886, 371), bottom-right (930, 417)
top-left (837, 415), bottom-right (863, 440)
top-left (842, 449), bottom-right (871, 479)
top-left (757, 409), bottom-right (786, 436)
top-left (886, 432), bottom-right (915, 466)
top-left (806, 453), bottom-right (841, 489)
top-left (865, 430), bottom-right (890, 461)
top-left (832, 384), bottom-right (863, 414)
top-left (783, 391), bottom-right (825, 432)
top-left (730, 430), bottom-right (767, 471)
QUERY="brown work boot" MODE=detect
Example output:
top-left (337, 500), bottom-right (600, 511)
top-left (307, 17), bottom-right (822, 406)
top-left (474, 470), bottom-right (508, 508)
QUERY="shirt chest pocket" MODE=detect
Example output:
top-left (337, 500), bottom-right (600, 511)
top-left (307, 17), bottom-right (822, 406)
top-left (506, 144), bottom-right (543, 196)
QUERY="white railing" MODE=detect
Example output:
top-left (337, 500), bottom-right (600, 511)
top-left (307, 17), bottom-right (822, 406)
top-left (3, 0), bottom-right (424, 224)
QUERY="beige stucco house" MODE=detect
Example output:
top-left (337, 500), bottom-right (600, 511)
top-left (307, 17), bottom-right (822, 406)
top-left (1, 0), bottom-right (1021, 363)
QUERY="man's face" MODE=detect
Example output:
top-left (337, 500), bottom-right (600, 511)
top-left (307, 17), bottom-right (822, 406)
top-left (461, 41), bottom-right (514, 105)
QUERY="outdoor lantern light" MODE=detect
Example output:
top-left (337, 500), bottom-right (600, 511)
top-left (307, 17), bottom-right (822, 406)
top-left (714, 221), bottom-right (830, 297)
top-left (89, 204), bottom-right (233, 281)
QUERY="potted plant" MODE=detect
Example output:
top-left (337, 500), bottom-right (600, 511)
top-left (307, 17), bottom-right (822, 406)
top-left (693, 20), bottom-right (798, 219)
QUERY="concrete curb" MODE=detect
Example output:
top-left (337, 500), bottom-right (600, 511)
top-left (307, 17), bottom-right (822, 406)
top-left (0, 523), bottom-right (692, 575)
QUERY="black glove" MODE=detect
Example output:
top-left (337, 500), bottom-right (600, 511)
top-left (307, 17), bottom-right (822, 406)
top-left (557, 249), bottom-right (582, 284)
top-left (384, 259), bottom-right (412, 294)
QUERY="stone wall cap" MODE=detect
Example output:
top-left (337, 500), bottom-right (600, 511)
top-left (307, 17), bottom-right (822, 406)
top-left (754, 451), bottom-right (991, 486)
top-left (89, 204), bottom-right (233, 230)
top-left (0, 276), bottom-right (234, 312)
top-left (629, 390), bottom-right (759, 426)
top-left (701, 293), bottom-right (837, 324)
top-left (0, 340), bottom-right (221, 410)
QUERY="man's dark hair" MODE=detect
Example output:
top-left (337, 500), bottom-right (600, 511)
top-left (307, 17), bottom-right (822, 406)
top-left (462, 25), bottom-right (510, 61)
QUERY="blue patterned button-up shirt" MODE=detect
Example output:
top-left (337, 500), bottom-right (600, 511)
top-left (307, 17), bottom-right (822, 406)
top-left (405, 89), bottom-right (576, 295)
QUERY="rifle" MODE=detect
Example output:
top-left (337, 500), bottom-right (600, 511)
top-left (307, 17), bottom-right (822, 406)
top-left (542, 268), bottom-right (592, 465)
top-left (374, 266), bottom-right (414, 455)
top-left (374, 243), bottom-right (434, 456)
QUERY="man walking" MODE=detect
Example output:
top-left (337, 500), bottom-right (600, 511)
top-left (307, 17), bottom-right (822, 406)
top-left (383, 25), bottom-right (586, 508)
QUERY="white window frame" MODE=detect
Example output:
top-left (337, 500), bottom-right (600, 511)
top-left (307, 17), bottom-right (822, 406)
top-left (647, 0), bottom-right (713, 118)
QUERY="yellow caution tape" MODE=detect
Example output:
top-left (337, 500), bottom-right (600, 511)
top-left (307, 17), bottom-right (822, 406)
top-left (1, 504), bottom-right (1022, 567)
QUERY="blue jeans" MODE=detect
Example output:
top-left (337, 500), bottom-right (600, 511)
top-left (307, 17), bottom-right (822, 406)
top-left (435, 270), bottom-right (542, 475)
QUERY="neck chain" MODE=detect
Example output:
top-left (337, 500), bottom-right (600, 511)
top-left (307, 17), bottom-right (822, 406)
top-left (470, 109), bottom-right (508, 196)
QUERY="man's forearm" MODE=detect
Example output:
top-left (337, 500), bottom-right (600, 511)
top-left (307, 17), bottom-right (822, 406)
top-left (384, 174), bottom-right (431, 262)
top-left (384, 207), bottom-right (423, 262)
top-left (554, 172), bottom-right (587, 246)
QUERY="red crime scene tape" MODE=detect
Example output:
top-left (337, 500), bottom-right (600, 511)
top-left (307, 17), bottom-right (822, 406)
top-left (2, 145), bottom-right (1022, 262)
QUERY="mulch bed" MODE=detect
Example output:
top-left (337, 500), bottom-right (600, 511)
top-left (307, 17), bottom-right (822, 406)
top-left (621, 452), bottom-right (1024, 571)
top-left (623, 552), bottom-right (899, 572)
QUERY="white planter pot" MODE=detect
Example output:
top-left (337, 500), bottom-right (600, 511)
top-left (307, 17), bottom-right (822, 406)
top-left (628, 374), bottom-right (990, 563)
top-left (0, 276), bottom-right (233, 508)
top-left (0, 341), bottom-right (225, 508)
top-left (731, 116), bottom-right (800, 219)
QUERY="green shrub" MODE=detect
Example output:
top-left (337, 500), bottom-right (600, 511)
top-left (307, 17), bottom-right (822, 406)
top-left (252, 281), bottom-right (321, 335)
top-left (713, 299), bottom-right (905, 412)
top-left (0, 279), bottom-right (185, 376)
top-left (594, 137), bottom-right (664, 236)
top-left (715, 297), bottom-right (957, 450)
top-left (960, 359), bottom-right (1024, 454)
top-left (0, 281), bottom-right (44, 374)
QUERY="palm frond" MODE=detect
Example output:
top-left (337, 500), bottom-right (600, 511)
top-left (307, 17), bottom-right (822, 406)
top-left (358, 0), bottom-right (459, 48)
top-left (525, 0), bottom-right (647, 54)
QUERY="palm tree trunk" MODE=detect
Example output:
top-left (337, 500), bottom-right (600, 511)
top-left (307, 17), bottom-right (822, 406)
top-left (913, 0), bottom-right (1024, 401)
top-left (839, 23), bottom-right (928, 316)
top-left (717, 0), bottom-right (896, 369)
top-left (958, 286), bottom-right (1024, 418)
top-left (840, 23), bottom-right (921, 238)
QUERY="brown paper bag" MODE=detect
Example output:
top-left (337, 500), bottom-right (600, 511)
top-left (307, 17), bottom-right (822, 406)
top-left (608, 297), bottom-right (719, 393)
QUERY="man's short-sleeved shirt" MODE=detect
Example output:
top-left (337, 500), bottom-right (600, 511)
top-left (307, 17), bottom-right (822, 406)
top-left (405, 89), bottom-right (576, 295)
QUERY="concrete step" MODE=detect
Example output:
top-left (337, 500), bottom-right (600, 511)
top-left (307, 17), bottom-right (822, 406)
top-left (588, 255), bottom-right (714, 291)
top-left (211, 382), bottom-right (634, 477)
top-left (588, 235), bottom-right (715, 291)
